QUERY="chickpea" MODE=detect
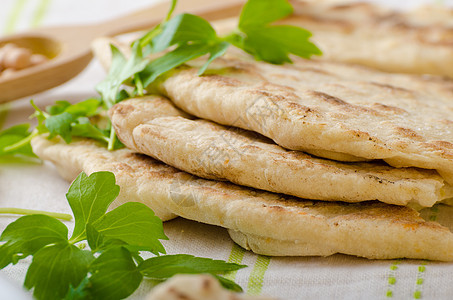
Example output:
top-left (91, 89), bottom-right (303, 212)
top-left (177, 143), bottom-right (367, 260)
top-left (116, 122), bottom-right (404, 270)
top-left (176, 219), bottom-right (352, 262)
top-left (0, 43), bottom-right (49, 77)
top-left (30, 54), bottom-right (48, 66)
top-left (3, 47), bottom-right (33, 69)
top-left (1, 68), bottom-right (16, 78)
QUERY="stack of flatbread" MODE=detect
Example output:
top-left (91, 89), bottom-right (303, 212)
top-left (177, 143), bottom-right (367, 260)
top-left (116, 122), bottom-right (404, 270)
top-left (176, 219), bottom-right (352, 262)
top-left (32, 1), bottom-right (453, 261)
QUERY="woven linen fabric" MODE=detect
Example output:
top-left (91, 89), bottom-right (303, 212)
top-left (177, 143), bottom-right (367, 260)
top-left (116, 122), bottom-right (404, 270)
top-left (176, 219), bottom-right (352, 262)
top-left (1, 0), bottom-right (453, 299)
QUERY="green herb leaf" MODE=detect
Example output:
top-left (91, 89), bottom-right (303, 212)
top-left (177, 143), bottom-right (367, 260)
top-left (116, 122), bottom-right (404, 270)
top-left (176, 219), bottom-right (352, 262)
top-left (45, 112), bottom-right (74, 143)
top-left (96, 42), bottom-right (149, 108)
top-left (139, 254), bottom-right (246, 292)
top-left (239, 0), bottom-right (293, 29)
top-left (64, 277), bottom-right (91, 300)
top-left (0, 214), bottom-right (68, 268)
top-left (141, 43), bottom-right (213, 87)
top-left (88, 202), bottom-right (167, 254)
top-left (46, 100), bottom-right (71, 115)
top-left (30, 100), bottom-right (48, 133)
top-left (63, 99), bottom-right (100, 117)
top-left (152, 13), bottom-right (217, 52)
top-left (198, 41), bottom-right (230, 75)
top-left (138, 0), bottom-right (178, 52)
top-left (67, 171), bottom-right (120, 242)
top-left (241, 25), bottom-right (321, 63)
top-left (1, 169), bottom-right (246, 299)
top-left (235, 0), bottom-right (321, 64)
top-left (71, 123), bottom-right (109, 143)
top-left (40, 98), bottom-right (104, 144)
top-left (87, 247), bottom-right (142, 300)
top-left (213, 275), bottom-right (244, 293)
top-left (139, 254), bottom-right (246, 278)
top-left (0, 124), bottom-right (36, 158)
top-left (24, 242), bottom-right (94, 300)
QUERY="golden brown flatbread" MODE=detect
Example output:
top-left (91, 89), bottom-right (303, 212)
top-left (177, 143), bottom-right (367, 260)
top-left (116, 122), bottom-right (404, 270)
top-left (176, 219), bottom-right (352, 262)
top-left (214, 1), bottom-right (453, 78)
top-left (110, 97), bottom-right (453, 207)
top-left (153, 53), bottom-right (453, 185)
top-left (31, 136), bottom-right (453, 260)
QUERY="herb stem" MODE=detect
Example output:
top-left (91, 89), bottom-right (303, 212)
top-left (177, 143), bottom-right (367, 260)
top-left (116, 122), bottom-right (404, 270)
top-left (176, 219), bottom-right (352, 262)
top-left (107, 126), bottom-right (116, 151)
top-left (68, 233), bottom-right (85, 244)
top-left (0, 208), bottom-right (72, 221)
top-left (3, 130), bottom-right (38, 152)
top-left (134, 74), bottom-right (144, 96)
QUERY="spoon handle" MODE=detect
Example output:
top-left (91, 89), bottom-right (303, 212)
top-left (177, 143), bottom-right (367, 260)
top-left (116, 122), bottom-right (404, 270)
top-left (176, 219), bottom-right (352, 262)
top-left (94, 0), bottom-right (244, 37)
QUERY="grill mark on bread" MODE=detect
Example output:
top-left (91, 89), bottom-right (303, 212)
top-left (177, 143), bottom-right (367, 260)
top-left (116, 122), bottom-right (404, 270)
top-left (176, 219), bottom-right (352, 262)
top-left (395, 127), bottom-right (423, 141)
top-left (285, 101), bottom-right (317, 116)
top-left (368, 82), bottom-right (415, 96)
top-left (425, 141), bottom-right (453, 158)
top-left (290, 1), bottom-right (453, 47)
top-left (200, 74), bottom-right (241, 86)
top-left (113, 103), bottom-right (135, 116)
top-left (260, 81), bottom-right (296, 92)
top-left (329, 2), bottom-right (375, 12)
top-left (310, 91), bottom-right (382, 116)
top-left (168, 287), bottom-right (191, 300)
top-left (372, 103), bottom-right (408, 114)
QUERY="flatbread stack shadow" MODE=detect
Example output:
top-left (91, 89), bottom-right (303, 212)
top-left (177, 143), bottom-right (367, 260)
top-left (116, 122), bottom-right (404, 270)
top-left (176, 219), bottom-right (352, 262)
top-left (32, 1), bottom-right (453, 261)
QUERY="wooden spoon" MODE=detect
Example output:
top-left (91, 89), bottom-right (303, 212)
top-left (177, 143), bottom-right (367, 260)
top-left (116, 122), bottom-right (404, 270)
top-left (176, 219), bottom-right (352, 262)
top-left (0, 0), bottom-right (243, 103)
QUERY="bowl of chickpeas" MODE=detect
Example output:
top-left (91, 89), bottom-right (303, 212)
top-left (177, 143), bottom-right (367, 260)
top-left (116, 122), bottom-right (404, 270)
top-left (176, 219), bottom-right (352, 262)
top-left (0, 36), bottom-right (60, 78)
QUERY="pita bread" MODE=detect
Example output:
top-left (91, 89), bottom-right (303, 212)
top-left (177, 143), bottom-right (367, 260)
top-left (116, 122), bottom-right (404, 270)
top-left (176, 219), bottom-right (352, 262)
top-left (288, 1), bottom-right (453, 78)
top-left (109, 97), bottom-right (453, 207)
top-left (213, 1), bottom-right (453, 79)
top-left (151, 53), bottom-right (453, 184)
top-left (31, 136), bottom-right (453, 260)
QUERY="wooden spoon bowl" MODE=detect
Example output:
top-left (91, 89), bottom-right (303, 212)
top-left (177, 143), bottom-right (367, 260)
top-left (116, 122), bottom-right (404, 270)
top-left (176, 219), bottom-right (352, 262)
top-left (0, 0), bottom-right (243, 103)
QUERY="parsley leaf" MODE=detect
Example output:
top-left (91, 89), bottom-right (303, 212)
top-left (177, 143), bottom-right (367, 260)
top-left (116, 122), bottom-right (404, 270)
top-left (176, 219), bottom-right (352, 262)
top-left (214, 275), bottom-right (244, 293)
top-left (67, 171), bottom-right (120, 242)
top-left (139, 254), bottom-right (246, 277)
top-left (139, 254), bottom-right (246, 291)
top-left (238, 0), bottom-right (293, 29)
top-left (141, 42), bottom-right (216, 87)
top-left (0, 124), bottom-right (37, 159)
top-left (152, 13), bottom-right (218, 52)
top-left (0, 215), bottom-right (68, 268)
top-left (197, 41), bottom-right (230, 75)
top-left (45, 112), bottom-right (74, 142)
top-left (44, 98), bottom-right (103, 143)
top-left (87, 247), bottom-right (143, 299)
top-left (87, 202), bottom-right (167, 254)
top-left (71, 122), bottom-right (110, 143)
top-left (24, 242), bottom-right (94, 300)
top-left (232, 0), bottom-right (322, 64)
top-left (47, 99), bottom-right (100, 117)
top-left (96, 42), bottom-right (149, 108)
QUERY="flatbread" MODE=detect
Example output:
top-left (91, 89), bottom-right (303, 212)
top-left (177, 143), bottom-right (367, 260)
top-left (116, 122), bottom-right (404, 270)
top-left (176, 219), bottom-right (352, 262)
top-left (31, 136), bottom-right (453, 260)
top-left (213, 1), bottom-right (453, 78)
top-left (109, 97), bottom-right (453, 207)
top-left (91, 26), bottom-right (453, 185)
top-left (290, 1), bottom-right (453, 78)
top-left (151, 53), bottom-right (453, 184)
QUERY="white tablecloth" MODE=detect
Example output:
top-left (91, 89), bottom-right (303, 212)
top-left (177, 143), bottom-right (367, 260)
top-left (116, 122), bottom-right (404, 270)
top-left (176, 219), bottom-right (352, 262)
top-left (2, 1), bottom-right (453, 299)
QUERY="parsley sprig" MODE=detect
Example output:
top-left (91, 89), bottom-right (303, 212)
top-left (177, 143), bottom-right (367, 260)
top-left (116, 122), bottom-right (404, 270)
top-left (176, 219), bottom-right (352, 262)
top-left (0, 171), bottom-right (246, 300)
top-left (95, 0), bottom-right (320, 149)
top-left (100, 0), bottom-right (321, 93)
top-left (0, 0), bottom-right (320, 155)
